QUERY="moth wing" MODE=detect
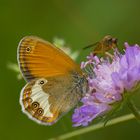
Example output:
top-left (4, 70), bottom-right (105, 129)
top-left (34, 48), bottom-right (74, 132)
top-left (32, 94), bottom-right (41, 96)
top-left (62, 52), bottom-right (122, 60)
top-left (17, 36), bottom-right (81, 82)
top-left (20, 75), bottom-right (82, 125)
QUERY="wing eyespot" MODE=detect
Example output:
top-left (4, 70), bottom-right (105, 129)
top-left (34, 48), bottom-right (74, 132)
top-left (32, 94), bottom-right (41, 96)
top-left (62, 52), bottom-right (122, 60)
top-left (31, 101), bottom-right (39, 110)
top-left (39, 80), bottom-right (45, 85)
top-left (37, 108), bottom-right (44, 116)
top-left (26, 47), bottom-right (31, 53)
top-left (38, 79), bottom-right (47, 86)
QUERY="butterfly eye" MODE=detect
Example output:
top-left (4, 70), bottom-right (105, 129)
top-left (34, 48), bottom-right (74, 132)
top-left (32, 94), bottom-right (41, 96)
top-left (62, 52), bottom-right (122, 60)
top-left (26, 47), bottom-right (31, 53)
top-left (37, 108), bottom-right (44, 116)
top-left (32, 102), bottom-right (39, 110)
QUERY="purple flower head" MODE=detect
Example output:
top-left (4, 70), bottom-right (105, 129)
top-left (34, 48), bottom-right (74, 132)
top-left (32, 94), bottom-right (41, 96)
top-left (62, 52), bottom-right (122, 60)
top-left (72, 43), bottom-right (140, 127)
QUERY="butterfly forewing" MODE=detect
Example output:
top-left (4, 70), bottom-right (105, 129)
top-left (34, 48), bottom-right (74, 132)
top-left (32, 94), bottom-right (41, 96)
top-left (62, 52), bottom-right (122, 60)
top-left (17, 36), bottom-right (81, 82)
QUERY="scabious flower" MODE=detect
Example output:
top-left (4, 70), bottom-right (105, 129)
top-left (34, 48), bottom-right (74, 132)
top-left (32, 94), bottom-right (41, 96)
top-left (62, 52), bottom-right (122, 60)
top-left (72, 43), bottom-right (140, 127)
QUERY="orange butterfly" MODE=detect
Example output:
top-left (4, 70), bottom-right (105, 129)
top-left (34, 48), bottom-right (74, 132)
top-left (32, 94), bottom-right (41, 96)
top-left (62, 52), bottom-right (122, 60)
top-left (17, 36), bottom-right (88, 125)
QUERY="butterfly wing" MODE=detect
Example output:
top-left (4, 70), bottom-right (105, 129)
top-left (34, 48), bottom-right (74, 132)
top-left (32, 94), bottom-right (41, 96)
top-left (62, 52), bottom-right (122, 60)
top-left (20, 75), bottom-right (87, 125)
top-left (18, 36), bottom-right (87, 125)
top-left (17, 36), bottom-right (81, 82)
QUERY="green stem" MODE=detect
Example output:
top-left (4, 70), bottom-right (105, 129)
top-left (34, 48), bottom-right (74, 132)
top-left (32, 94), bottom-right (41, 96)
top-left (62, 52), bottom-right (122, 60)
top-left (48, 113), bottom-right (135, 140)
top-left (127, 99), bottom-right (140, 121)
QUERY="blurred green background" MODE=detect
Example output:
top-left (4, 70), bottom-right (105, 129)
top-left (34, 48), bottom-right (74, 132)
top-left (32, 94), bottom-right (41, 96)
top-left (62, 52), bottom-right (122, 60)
top-left (1, 0), bottom-right (140, 140)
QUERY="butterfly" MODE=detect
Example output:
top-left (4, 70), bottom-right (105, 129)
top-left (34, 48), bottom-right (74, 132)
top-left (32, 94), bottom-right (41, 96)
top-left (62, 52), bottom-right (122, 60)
top-left (17, 36), bottom-right (88, 125)
top-left (84, 35), bottom-right (118, 55)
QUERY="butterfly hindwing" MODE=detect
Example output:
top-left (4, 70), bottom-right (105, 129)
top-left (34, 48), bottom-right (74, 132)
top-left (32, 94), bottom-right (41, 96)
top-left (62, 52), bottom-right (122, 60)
top-left (20, 74), bottom-right (86, 125)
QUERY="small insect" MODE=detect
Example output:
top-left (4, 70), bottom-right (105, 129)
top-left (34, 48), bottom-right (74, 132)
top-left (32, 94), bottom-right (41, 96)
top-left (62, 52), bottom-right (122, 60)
top-left (84, 35), bottom-right (118, 55)
top-left (17, 36), bottom-right (88, 125)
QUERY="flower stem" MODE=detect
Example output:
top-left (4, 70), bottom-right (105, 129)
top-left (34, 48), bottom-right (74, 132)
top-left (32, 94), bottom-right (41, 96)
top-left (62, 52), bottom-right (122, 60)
top-left (127, 99), bottom-right (140, 121)
top-left (48, 113), bottom-right (135, 140)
